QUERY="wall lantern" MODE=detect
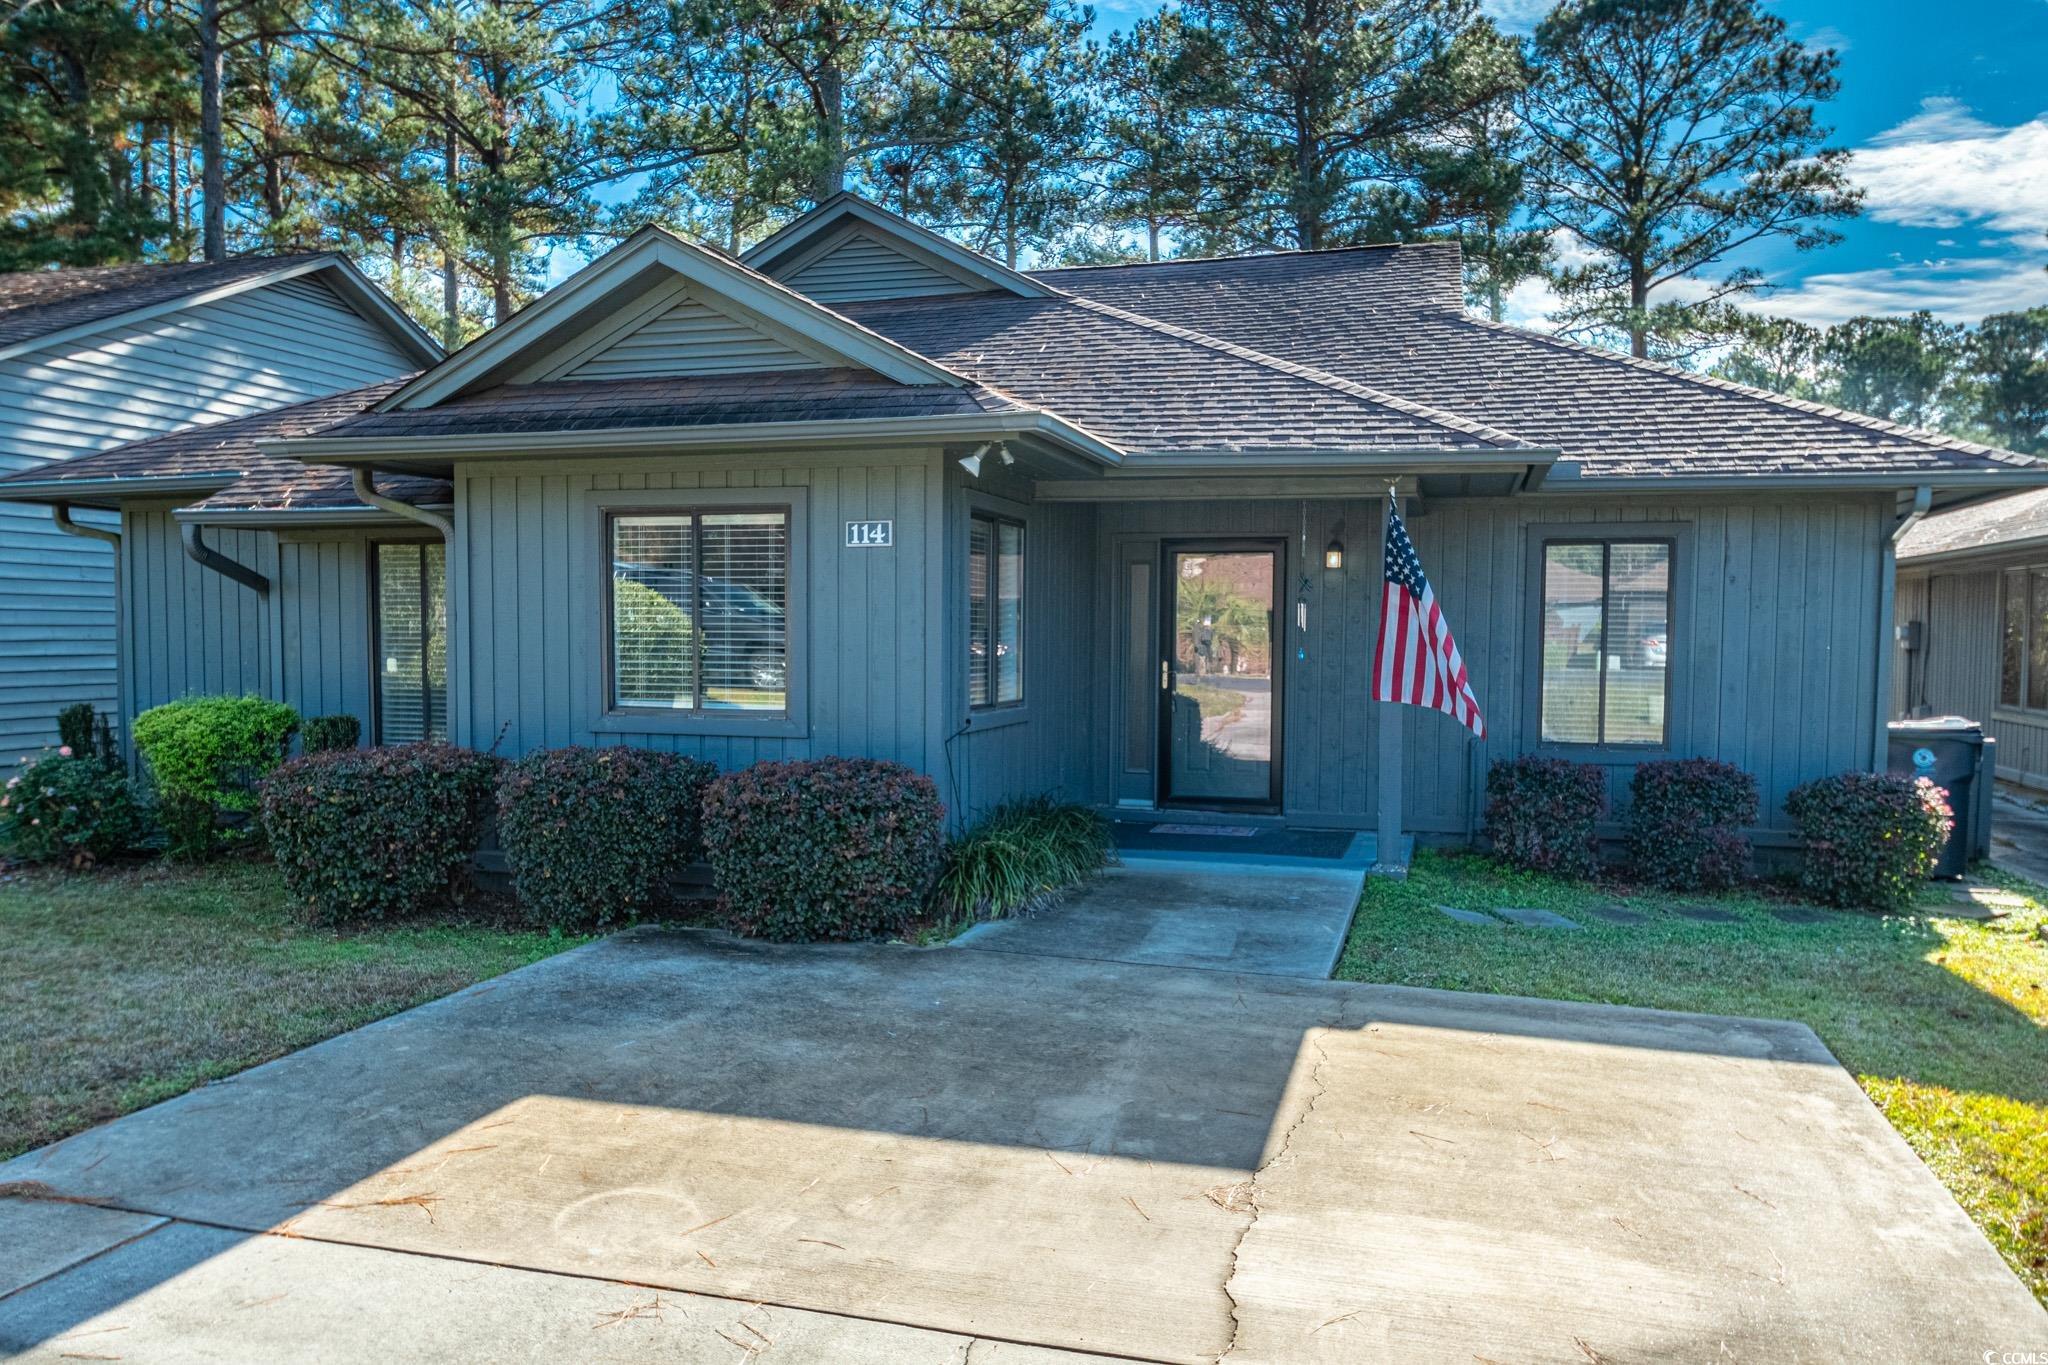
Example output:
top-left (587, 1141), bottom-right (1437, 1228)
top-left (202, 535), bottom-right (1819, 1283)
top-left (1323, 538), bottom-right (1345, 570)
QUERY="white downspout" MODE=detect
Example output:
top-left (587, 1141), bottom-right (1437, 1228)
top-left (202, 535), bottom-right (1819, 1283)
top-left (1874, 486), bottom-right (1933, 770)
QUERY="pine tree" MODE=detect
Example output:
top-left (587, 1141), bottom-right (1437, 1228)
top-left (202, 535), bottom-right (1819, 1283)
top-left (1820, 312), bottom-right (1968, 429)
top-left (1709, 313), bottom-right (1824, 398)
top-left (1093, 13), bottom-right (1198, 262)
top-left (1960, 309), bottom-right (2048, 453)
top-left (1521, 0), bottom-right (1861, 359)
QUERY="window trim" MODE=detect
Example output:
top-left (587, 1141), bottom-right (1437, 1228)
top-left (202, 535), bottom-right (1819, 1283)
top-left (1993, 564), bottom-right (2048, 717)
top-left (967, 508), bottom-right (1026, 713)
top-left (368, 537), bottom-right (447, 745)
top-left (1523, 523), bottom-right (1690, 762)
top-left (590, 490), bottom-right (807, 739)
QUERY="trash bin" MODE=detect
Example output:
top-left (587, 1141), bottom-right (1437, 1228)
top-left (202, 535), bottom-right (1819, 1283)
top-left (1887, 717), bottom-right (1992, 877)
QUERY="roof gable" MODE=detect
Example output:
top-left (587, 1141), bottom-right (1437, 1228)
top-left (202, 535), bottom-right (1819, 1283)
top-left (387, 226), bottom-right (964, 410)
top-left (745, 195), bottom-right (1059, 300)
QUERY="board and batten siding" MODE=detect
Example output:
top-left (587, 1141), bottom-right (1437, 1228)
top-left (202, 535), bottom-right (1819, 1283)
top-left (450, 453), bottom-right (944, 776)
top-left (1088, 492), bottom-right (1889, 838)
top-left (1895, 562), bottom-right (2048, 789)
top-left (0, 273), bottom-right (419, 765)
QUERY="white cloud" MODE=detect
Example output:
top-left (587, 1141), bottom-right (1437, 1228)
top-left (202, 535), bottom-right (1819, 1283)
top-left (1850, 98), bottom-right (2048, 239)
top-left (1476, 0), bottom-right (1551, 34)
top-left (1750, 255), bottom-right (2048, 326)
top-left (1797, 24), bottom-right (1851, 56)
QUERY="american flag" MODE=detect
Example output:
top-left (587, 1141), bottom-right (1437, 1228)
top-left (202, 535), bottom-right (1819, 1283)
top-left (1372, 497), bottom-right (1485, 739)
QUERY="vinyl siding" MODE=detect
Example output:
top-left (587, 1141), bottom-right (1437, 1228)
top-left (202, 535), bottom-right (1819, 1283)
top-left (0, 273), bottom-right (418, 765)
top-left (563, 295), bottom-right (825, 379)
top-left (121, 507), bottom-right (276, 714)
top-left (781, 233), bottom-right (979, 303)
top-left (451, 453), bottom-right (942, 775)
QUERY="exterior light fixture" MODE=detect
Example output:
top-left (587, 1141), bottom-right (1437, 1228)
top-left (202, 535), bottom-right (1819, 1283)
top-left (958, 442), bottom-right (992, 477)
top-left (1323, 538), bottom-right (1344, 570)
top-left (998, 443), bottom-right (1015, 466)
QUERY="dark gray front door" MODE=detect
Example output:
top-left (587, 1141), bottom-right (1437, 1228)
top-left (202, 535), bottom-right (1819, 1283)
top-left (1161, 543), bottom-right (1281, 807)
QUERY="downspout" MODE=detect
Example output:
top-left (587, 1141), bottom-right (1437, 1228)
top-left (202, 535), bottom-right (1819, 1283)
top-left (181, 522), bottom-right (270, 594)
top-left (51, 502), bottom-right (121, 547)
top-left (352, 467), bottom-right (454, 539)
top-left (51, 503), bottom-right (128, 763)
top-left (1873, 485), bottom-right (1933, 770)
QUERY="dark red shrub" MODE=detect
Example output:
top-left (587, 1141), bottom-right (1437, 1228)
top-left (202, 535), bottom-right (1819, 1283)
top-left (1626, 758), bottom-right (1759, 889)
top-left (702, 757), bottom-right (945, 941)
top-left (1482, 755), bottom-right (1607, 879)
top-left (1786, 772), bottom-right (1951, 913)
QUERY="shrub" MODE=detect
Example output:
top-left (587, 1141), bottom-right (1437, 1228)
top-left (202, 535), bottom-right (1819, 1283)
top-left (301, 714), bottom-right (362, 754)
top-left (260, 743), bottom-right (500, 922)
top-left (1482, 755), bottom-right (1607, 878)
top-left (1786, 772), bottom-right (1952, 914)
top-left (704, 757), bottom-right (945, 941)
top-left (132, 696), bottom-right (299, 859)
top-left (1, 751), bottom-right (143, 866)
top-left (934, 798), bottom-right (1113, 923)
top-left (56, 702), bottom-right (119, 768)
top-left (496, 746), bottom-right (718, 927)
top-left (612, 578), bottom-right (697, 704)
top-left (1625, 758), bottom-right (1759, 890)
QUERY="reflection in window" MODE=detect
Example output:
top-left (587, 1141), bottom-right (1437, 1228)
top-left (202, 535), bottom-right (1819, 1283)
top-left (1540, 540), bottom-right (1671, 746)
top-left (610, 510), bottom-right (788, 712)
top-left (375, 541), bottom-right (446, 743)
top-left (2002, 568), bottom-right (2027, 708)
top-left (968, 513), bottom-right (1024, 707)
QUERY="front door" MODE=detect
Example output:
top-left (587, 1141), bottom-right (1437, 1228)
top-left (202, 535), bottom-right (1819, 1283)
top-left (1161, 543), bottom-right (1282, 807)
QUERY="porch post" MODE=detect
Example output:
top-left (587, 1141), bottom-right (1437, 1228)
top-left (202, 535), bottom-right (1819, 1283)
top-left (1374, 493), bottom-right (1407, 877)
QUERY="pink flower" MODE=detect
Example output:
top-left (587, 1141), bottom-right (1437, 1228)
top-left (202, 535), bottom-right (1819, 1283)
top-left (57, 745), bottom-right (72, 757)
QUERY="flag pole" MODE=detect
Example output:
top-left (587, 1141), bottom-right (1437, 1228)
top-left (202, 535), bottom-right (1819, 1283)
top-left (1374, 484), bottom-right (1407, 878)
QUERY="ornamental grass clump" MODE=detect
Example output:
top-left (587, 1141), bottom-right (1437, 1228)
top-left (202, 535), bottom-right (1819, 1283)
top-left (703, 757), bottom-right (945, 942)
top-left (1481, 754), bottom-right (1607, 878)
top-left (260, 743), bottom-right (500, 923)
top-left (1625, 758), bottom-right (1759, 890)
top-left (1785, 771), bottom-right (1952, 914)
top-left (496, 746), bottom-right (718, 928)
top-left (132, 695), bottom-right (299, 859)
top-left (933, 797), bottom-right (1112, 924)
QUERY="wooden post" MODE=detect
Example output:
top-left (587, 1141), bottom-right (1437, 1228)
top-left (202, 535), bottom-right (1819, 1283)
top-left (1374, 493), bottom-right (1407, 877)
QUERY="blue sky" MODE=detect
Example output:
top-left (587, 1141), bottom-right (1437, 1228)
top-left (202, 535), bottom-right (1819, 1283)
top-left (1099, 0), bottom-right (2048, 327)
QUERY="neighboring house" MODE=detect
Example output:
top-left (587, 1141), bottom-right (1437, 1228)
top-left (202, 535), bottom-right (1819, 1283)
top-left (0, 255), bottom-right (439, 767)
top-left (1894, 487), bottom-right (2048, 789)
top-left (1, 194), bottom-right (2040, 860)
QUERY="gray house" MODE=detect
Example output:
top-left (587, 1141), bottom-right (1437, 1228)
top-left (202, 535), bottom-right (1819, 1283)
top-left (0, 255), bottom-right (438, 767)
top-left (2, 195), bottom-right (2040, 860)
top-left (1895, 487), bottom-right (2048, 789)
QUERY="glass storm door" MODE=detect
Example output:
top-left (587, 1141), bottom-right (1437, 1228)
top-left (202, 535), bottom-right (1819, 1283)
top-left (1161, 545), bottom-right (1280, 806)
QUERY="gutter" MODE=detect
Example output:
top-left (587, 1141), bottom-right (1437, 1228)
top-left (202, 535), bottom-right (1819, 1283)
top-left (351, 468), bottom-right (454, 539)
top-left (181, 522), bottom-right (270, 595)
top-left (50, 502), bottom-right (121, 546)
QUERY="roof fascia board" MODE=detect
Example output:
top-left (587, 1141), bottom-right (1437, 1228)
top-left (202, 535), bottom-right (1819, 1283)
top-left (1543, 469), bottom-right (2048, 495)
top-left (386, 230), bottom-right (966, 410)
top-left (744, 196), bottom-right (1059, 298)
top-left (1897, 535), bottom-right (2048, 567)
top-left (174, 503), bottom-right (452, 528)
top-left (267, 409), bottom-right (1125, 467)
top-left (0, 473), bottom-right (239, 504)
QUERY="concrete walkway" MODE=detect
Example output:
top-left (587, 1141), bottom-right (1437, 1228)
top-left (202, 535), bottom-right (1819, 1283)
top-left (2, 931), bottom-right (2041, 1362)
top-left (954, 858), bottom-right (1364, 978)
top-left (1991, 786), bottom-right (2048, 886)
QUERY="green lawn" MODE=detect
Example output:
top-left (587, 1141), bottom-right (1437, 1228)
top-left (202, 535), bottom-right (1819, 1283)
top-left (1338, 852), bottom-right (2048, 1303)
top-left (0, 861), bottom-right (590, 1161)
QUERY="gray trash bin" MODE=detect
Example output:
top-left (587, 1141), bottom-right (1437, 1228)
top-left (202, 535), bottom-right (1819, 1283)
top-left (1887, 717), bottom-right (1992, 877)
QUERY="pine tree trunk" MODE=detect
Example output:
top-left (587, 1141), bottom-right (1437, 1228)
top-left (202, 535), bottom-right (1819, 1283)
top-left (1629, 259), bottom-right (1649, 359)
top-left (441, 127), bottom-right (461, 348)
top-left (816, 63), bottom-right (846, 200)
top-left (199, 0), bottom-right (226, 261)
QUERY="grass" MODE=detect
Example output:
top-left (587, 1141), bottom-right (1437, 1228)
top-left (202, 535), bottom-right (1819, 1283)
top-left (1177, 680), bottom-right (1246, 728)
top-left (1337, 851), bottom-right (2048, 1303)
top-left (0, 859), bottom-right (591, 1161)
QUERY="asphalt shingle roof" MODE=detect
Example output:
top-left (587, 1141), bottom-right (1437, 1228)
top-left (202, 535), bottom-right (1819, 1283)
top-left (1033, 247), bottom-right (2031, 477)
top-left (1898, 487), bottom-right (2048, 562)
top-left (0, 254), bottom-right (329, 350)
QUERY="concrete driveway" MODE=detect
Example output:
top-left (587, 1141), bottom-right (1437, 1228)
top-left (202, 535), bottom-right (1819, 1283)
top-left (3, 931), bottom-right (2042, 1362)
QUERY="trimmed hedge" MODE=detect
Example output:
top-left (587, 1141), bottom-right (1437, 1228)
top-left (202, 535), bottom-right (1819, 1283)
top-left (1786, 771), bottom-right (1952, 914)
top-left (1625, 758), bottom-right (1759, 890)
top-left (1482, 755), bottom-right (1607, 878)
top-left (496, 746), bottom-right (718, 927)
top-left (260, 743), bottom-right (500, 922)
top-left (132, 695), bottom-right (299, 859)
top-left (301, 714), bottom-right (362, 754)
top-left (933, 797), bottom-right (1112, 923)
top-left (704, 757), bottom-right (945, 941)
top-left (2, 751), bottom-right (143, 867)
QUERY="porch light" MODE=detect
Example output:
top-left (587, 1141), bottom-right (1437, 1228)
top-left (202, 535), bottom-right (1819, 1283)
top-left (958, 443), bottom-right (993, 477)
top-left (1323, 538), bottom-right (1344, 570)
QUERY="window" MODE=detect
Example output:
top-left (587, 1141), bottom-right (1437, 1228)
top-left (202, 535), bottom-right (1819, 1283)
top-left (968, 513), bottom-right (1024, 707)
top-left (609, 510), bottom-right (788, 712)
top-left (1539, 539), bottom-right (1671, 746)
top-left (1996, 566), bottom-right (2048, 712)
top-left (374, 541), bottom-right (446, 743)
